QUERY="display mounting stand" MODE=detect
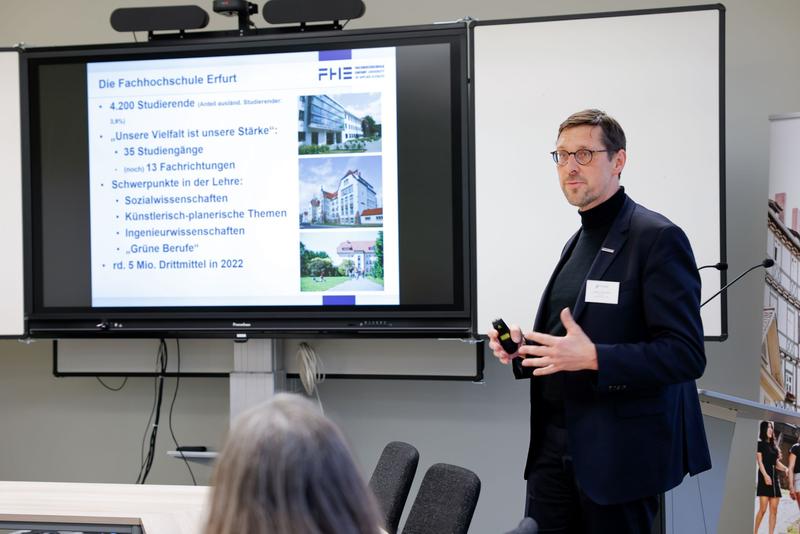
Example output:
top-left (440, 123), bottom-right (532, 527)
top-left (230, 338), bottom-right (286, 420)
top-left (168, 338), bottom-right (285, 465)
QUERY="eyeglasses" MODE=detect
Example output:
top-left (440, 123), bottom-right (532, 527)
top-left (550, 149), bottom-right (610, 166)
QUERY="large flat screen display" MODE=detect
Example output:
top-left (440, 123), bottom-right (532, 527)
top-left (24, 26), bottom-right (471, 337)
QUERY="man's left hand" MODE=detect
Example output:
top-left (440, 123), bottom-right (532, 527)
top-left (520, 307), bottom-right (599, 376)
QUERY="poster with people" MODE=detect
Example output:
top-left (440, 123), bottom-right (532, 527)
top-left (756, 113), bottom-right (800, 533)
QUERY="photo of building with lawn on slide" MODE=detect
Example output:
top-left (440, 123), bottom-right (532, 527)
top-left (299, 155), bottom-right (383, 228)
top-left (299, 230), bottom-right (384, 292)
top-left (298, 93), bottom-right (382, 154)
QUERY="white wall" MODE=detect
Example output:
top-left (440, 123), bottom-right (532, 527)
top-left (0, 339), bottom-right (227, 486)
top-left (3, 0), bottom-right (800, 532)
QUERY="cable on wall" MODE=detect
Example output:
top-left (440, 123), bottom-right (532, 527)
top-left (136, 339), bottom-right (167, 484)
top-left (137, 345), bottom-right (161, 478)
top-left (96, 376), bottom-right (128, 391)
top-left (168, 339), bottom-right (197, 485)
top-left (296, 342), bottom-right (325, 412)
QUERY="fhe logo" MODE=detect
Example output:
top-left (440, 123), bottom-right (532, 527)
top-left (317, 50), bottom-right (353, 81)
top-left (318, 66), bottom-right (353, 81)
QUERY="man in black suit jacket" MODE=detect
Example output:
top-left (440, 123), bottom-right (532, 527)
top-left (488, 109), bottom-right (711, 533)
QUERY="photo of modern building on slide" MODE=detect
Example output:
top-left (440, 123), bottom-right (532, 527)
top-left (299, 230), bottom-right (384, 293)
top-left (298, 93), bottom-right (382, 154)
top-left (299, 155), bottom-right (383, 228)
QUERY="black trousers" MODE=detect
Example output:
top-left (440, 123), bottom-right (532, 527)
top-left (525, 425), bottom-right (658, 534)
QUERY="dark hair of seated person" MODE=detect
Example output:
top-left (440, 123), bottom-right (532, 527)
top-left (204, 393), bottom-right (384, 534)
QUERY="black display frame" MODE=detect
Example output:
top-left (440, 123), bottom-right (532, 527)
top-left (21, 23), bottom-right (474, 339)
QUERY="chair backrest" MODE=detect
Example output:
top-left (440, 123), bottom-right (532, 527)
top-left (369, 441), bottom-right (420, 534)
top-left (401, 463), bottom-right (481, 534)
top-left (503, 517), bottom-right (538, 534)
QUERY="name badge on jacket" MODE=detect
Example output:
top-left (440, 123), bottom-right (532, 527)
top-left (585, 280), bottom-right (620, 304)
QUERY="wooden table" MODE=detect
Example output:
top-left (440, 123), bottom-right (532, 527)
top-left (0, 481), bottom-right (209, 534)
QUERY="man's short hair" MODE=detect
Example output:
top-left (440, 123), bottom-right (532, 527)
top-left (557, 109), bottom-right (626, 158)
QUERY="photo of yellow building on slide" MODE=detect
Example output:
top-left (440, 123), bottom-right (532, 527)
top-left (299, 230), bottom-right (384, 293)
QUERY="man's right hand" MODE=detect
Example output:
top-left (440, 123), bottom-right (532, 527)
top-left (488, 323), bottom-right (523, 365)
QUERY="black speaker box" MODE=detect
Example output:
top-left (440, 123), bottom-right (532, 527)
top-left (263, 0), bottom-right (366, 24)
top-left (110, 5), bottom-right (210, 32)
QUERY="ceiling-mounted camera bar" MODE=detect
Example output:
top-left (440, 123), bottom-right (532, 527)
top-left (213, 0), bottom-right (260, 34)
top-left (110, 0), bottom-right (366, 41)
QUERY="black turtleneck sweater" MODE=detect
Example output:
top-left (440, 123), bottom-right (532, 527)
top-left (538, 186), bottom-right (626, 428)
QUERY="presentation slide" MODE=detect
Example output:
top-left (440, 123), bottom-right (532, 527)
top-left (86, 47), bottom-right (399, 307)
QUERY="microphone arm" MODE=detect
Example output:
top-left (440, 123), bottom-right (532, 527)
top-left (700, 259), bottom-right (774, 308)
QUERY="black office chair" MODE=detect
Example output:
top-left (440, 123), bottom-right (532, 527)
top-left (369, 441), bottom-right (420, 534)
top-left (401, 463), bottom-right (481, 534)
top-left (502, 517), bottom-right (538, 534)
